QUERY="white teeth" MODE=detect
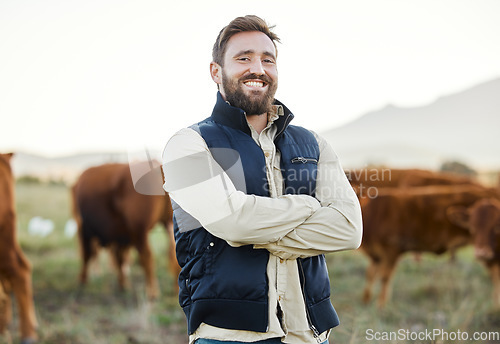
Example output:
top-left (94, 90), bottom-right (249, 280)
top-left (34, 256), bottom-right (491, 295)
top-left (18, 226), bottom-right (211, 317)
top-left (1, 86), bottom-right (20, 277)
top-left (245, 81), bottom-right (264, 87)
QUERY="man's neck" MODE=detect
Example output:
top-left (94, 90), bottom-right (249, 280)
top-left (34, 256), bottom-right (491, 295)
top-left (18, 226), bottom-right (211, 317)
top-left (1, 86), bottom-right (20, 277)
top-left (246, 114), bottom-right (268, 134)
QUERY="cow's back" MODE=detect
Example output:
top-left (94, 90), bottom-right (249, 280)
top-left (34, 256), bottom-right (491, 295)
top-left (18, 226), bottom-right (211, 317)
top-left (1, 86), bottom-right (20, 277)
top-left (73, 163), bottom-right (168, 245)
top-left (348, 168), bottom-right (477, 189)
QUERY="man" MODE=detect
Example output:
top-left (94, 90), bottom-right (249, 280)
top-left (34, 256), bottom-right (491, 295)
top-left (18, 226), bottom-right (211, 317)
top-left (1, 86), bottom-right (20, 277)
top-left (162, 15), bottom-right (362, 344)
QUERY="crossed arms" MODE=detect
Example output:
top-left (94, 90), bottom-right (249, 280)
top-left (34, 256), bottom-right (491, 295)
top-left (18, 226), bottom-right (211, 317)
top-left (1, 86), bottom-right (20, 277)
top-left (162, 128), bottom-right (362, 260)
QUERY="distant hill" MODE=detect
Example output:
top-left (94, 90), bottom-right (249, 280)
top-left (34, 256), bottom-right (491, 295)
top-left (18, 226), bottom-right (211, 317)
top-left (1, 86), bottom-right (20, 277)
top-left (11, 151), bottom-right (129, 182)
top-left (11, 150), bottom-right (162, 183)
top-left (321, 78), bottom-right (500, 170)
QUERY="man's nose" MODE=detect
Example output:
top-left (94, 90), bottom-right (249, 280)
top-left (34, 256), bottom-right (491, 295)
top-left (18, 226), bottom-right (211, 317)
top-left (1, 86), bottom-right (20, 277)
top-left (249, 60), bottom-right (265, 75)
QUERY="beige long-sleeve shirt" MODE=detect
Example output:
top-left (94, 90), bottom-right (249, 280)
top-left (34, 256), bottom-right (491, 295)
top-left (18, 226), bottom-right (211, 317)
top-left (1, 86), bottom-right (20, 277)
top-left (162, 106), bottom-right (362, 344)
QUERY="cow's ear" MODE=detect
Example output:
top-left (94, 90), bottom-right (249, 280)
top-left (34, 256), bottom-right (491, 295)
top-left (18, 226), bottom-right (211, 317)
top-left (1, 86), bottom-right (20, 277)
top-left (446, 205), bottom-right (471, 230)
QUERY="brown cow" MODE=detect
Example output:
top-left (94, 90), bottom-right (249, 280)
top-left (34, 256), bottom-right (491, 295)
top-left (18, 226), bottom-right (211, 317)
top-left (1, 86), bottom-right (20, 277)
top-left (448, 198), bottom-right (500, 307)
top-left (72, 161), bottom-right (180, 299)
top-left (349, 168), bottom-right (479, 262)
top-left (0, 153), bottom-right (38, 343)
top-left (346, 168), bottom-right (477, 196)
top-left (360, 184), bottom-right (500, 307)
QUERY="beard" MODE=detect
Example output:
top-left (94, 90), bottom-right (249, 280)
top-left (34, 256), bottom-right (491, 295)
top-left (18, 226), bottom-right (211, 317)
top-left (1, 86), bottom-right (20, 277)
top-left (221, 71), bottom-right (278, 115)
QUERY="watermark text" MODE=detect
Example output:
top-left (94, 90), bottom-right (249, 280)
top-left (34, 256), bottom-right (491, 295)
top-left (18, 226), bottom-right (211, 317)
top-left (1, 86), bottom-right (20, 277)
top-left (366, 328), bottom-right (499, 342)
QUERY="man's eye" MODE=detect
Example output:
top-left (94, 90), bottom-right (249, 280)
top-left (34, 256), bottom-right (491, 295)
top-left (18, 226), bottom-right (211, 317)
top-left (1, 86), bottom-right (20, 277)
top-left (263, 59), bottom-right (275, 64)
top-left (237, 57), bottom-right (250, 61)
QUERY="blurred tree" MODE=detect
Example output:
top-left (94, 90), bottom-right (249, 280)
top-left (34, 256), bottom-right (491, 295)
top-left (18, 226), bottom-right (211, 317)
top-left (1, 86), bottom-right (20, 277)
top-left (440, 160), bottom-right (477, 177)
top-left (16, 175), bottom-right (67, 186)
top-left (16, 175), bottom-right (42, 184)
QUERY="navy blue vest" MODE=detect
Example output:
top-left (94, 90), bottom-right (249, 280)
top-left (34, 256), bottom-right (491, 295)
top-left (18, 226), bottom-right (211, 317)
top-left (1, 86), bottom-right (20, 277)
top-left (173, 92), bottom-right (339, 335)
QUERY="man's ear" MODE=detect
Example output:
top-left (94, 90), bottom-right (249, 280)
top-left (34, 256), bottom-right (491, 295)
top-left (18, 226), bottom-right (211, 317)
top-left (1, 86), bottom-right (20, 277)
top-left (210, 62), bottom-right (222, 85)
top-left (446, 205), bottom-right (471, 230)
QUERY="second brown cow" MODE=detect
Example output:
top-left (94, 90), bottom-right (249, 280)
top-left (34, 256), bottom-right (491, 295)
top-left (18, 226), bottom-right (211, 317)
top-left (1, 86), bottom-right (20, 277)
top-left (360, 184), bottom-right (500, 307)
top-left (72, 161), bottom-right (180, 299)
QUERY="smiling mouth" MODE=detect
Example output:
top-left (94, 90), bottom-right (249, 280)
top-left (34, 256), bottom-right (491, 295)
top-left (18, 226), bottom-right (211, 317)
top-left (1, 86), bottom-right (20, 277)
top-left (244, 80), bottom-right (267, 88)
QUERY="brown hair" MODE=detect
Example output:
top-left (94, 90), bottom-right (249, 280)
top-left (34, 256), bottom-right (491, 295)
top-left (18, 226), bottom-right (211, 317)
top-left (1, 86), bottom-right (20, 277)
top-left (212, 15), bottom-right (280, 66)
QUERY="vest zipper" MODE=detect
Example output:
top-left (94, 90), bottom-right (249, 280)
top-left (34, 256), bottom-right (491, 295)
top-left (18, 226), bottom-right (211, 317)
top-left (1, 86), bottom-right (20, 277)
top-left (298, 260), bottom-right (322, 342)
top-left (291, 157), bottom-right (318, 164)
top-left (275, 113), bottom-right (294, 141)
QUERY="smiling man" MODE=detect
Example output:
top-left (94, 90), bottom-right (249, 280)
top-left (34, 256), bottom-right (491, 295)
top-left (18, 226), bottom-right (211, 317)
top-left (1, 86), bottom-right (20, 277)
top-left (162, 15), bottom-right (362, 344)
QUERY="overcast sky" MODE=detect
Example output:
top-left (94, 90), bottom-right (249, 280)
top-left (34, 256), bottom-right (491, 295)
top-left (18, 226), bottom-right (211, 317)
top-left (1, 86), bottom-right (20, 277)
top-left (1, 0), bottom-right (500, 158)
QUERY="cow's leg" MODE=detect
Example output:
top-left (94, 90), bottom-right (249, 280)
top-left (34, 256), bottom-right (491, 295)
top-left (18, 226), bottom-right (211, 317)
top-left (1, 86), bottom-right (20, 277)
top-left (0, 307), bottom-right (12, 344)
top-left (134, 237), bottom-right (159, 300)
top-left (165, 222), bottom-right (180, 292)
top-left (78, 235), bottom-right (94, 286)
top-left (110, 244), bottom-right (131, 292)
top-left (77, 221), bottom-right (100, 287)
top-left (362, 259), bottom-right (380, 304)
top-left (490, 263), bottom-right (500, 308)
top-left (377, 256), bottom-right (399, 308)
top-left (87, 238), bottom-right (102, 277)
top-left (6, 249), bottom-right (38, 343)
top-left (75, 209), bottom-right (88, 286)
top-left (0, 280), bottom-right (11, 342)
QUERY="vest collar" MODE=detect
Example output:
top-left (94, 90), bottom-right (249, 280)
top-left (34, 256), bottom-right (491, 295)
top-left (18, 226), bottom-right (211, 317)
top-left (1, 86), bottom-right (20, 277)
top-left (210, 91), bottom-right (295, 140)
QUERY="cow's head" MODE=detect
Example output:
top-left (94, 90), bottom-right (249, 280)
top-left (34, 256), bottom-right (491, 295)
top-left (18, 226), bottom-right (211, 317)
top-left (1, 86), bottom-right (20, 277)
top-left (447, 198), bottom-right (500, 261)
top-left (0, 153), bottom-right (15, 186)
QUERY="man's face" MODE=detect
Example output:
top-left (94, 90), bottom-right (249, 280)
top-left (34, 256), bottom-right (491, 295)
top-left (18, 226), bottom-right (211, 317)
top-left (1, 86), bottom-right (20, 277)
top-left (212, 31), bottom-right (278, 115)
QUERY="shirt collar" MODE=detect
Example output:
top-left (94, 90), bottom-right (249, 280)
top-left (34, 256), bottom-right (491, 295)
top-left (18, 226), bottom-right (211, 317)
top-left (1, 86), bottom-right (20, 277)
top-left (267, 104), bottom-right (283, 124)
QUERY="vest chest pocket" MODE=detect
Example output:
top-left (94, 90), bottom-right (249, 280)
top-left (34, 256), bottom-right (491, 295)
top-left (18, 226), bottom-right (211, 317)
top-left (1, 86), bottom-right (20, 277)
top-left (282, 156), bottom-right (318, 196)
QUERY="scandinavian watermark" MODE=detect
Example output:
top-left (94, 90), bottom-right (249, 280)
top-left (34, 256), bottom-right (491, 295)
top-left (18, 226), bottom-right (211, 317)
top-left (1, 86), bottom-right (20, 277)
top-left (344, 167), bottom-right (393, 199)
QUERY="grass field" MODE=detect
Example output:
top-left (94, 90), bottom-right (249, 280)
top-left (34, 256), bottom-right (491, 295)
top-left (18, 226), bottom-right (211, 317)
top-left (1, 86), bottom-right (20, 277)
top-left (5, 181), bottom-right (500, 344)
